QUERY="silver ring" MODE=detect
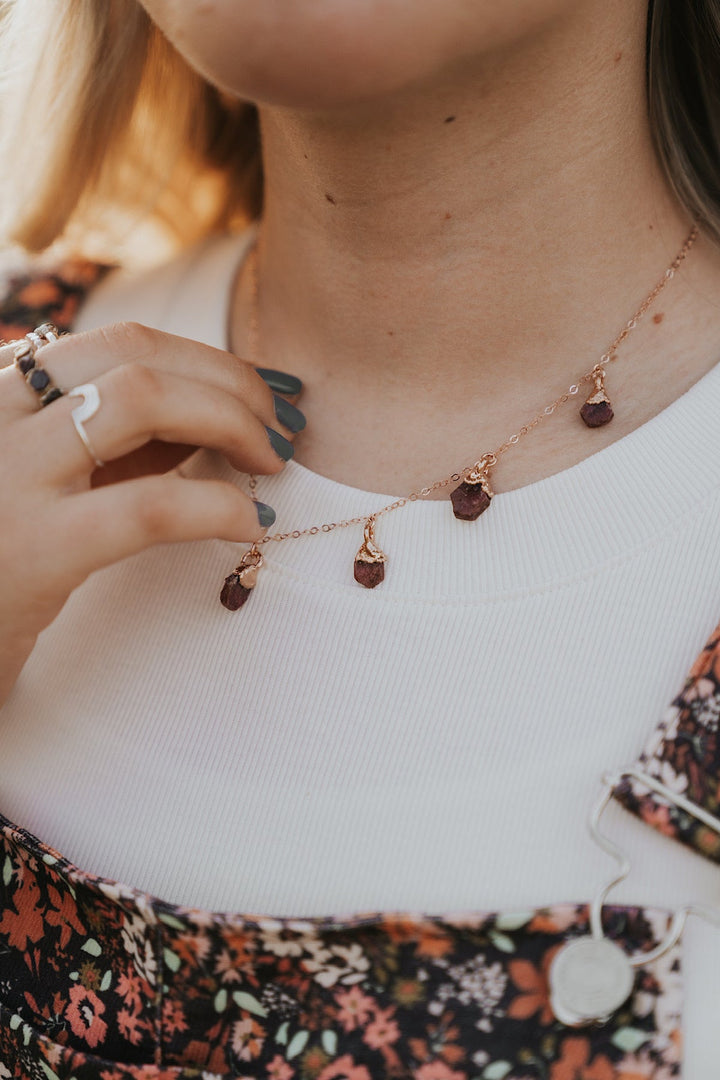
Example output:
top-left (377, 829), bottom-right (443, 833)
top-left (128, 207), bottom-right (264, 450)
top-left (68, 383), bottom-right (104, 468)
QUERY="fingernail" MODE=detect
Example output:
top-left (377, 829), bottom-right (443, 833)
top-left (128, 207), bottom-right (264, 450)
top-left (266, 426), bottom-right (294, 461)
top-left (256, 368), bottom-right (303, 395)
top-left (254, 500), bottom-right (276, 528)
top-left (273, 393), bottom-right (306, 433)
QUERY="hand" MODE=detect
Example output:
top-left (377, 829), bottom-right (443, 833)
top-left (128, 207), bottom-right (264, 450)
top-left (0, 321), bottom-right (304, 704)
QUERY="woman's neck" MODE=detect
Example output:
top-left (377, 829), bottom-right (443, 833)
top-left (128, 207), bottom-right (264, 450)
top-left (230, 0), bottom-right (720, 495)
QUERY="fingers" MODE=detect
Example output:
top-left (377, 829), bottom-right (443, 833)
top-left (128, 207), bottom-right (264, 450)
top-left (1, 321), bottom-right (303, 440)
top-left (57, 474), bottom-right (269, 580)
top-left (33, 363), bottom-right (293, 479)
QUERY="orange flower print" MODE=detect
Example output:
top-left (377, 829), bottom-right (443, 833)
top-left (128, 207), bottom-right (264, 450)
top-left (550, 1036), bottom-right (615, 1080)
top-left (392, 977), bottom-right (425, 1007)
top-left (162, 999), bottom-right (189, 1038)
top-left (299, 1046), bottom-right (331, 1075)
top-left (507, 945), bottom-right (560, 1025)
top-left (0, 871), bottom-right (44, 950)
top-left (45, 884), bottom-right (87, 948)
top-left (528, 905), bottom-right (583, 935)
top-left (382, 918), bottom-right (452, 958)
top-left (16, 279), bottom-right (63, 308)
top-left (116, 971), bottom-right (144, 1011)
top-left (117, 1007), bottom-right (145, 1046)
top-left (687, 625), bottom-right (720, 682)
top-left (0, 321), bottom-right (33, 342)
top-left (335, 986), bottom-right (375, 1032)
top-left (172, 928), bottom-right (211, 967)
top-left (231, 1016), bottom-right (265, 1061)
top-left (65, 984), bottom-right (108, 1049)
top-left (317, 1055), bottom-right (372, 1080)
top-left (267, 1055), bottom-right (295, 1080)
top-left (639, 802), bottom-right (676, 838)
top-left (414, 1063), bottom-right (467, 1080)
top-left (363, 1005), bottom-right (401, 1049)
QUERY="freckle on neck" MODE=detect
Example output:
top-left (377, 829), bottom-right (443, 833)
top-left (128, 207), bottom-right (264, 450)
top-left (653, 312), bottom-right (664, 324)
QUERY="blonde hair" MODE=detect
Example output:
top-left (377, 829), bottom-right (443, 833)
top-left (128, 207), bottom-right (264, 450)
top-left (0, 0), bottom-right (719, 265)
top-left (0, 0), bottom-right (261, 266)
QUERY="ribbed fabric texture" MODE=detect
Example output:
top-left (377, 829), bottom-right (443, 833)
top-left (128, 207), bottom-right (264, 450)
top-left (1, 232), bottom-right (719, 1074)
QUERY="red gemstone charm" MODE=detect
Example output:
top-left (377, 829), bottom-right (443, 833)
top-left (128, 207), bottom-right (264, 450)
top-left (580, 368), bottom-right (614, 428)
top-left (450, 457), bottom-right (494, 521)
top-left (220, 547), bottom-right (263, 610)
top-left (220, 573), bottom-right (253, 610)
top-left (354, 517), bottom-right (387, 589)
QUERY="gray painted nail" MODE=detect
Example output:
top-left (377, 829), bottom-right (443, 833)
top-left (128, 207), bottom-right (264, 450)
top-left (254, 501), bottom-right (277, 528)
top-left (273, 394), bottom-right (306, 433)
top-left (256, 368), bottom-right (303, 395)
top-left (265, 426), bottom-right (294, 461)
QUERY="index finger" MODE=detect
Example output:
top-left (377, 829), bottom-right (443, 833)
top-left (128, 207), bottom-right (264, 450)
top-left (3, 322), bottom-right (304, 436)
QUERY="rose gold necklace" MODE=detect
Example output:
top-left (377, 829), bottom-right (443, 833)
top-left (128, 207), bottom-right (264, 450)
top-left (220, 224), bottom-right (699, 610)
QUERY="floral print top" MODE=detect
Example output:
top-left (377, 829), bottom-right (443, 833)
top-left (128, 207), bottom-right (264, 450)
top-left (1, 261), bottom-right (718, 1080)
top-left (0, 812), bottom-right (683, 1080)
top-left (613, 619), bottom-right (720, 864)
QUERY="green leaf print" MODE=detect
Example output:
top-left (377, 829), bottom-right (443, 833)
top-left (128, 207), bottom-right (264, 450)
top-left (482, 1063), bottom-right (512, 1080)
top-left (232, 991), bottom-right (268, 1018)
top-left (214, 989), bottom-right (228, 1013)
top-left (81, 939), bottom-right (102, 957)
top-left (488, 930), bottom-right (516, 953)
top-left (163, 949), bottom-right (181, 973)
top-left (100, 970), bottom-right (112, 993)
top-left (494, 912), bottom-right (533, 931)
top-left (158, 913), bottom-right (187, 930)
top-left (612, 1027), bottom-right (651, 1053)
top-left (2, 855), bottom-right (12, 886)
top-left (276, 1022), bottom-right (289, 1045)
top-left (321, 1030), bottom-right (338, 1055)
top-left (286, 1031), bottom-right (310, 1059)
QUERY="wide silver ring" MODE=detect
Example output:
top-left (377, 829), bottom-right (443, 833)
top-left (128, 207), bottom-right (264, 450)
top-left (68, 383), bottom-right (104, 468)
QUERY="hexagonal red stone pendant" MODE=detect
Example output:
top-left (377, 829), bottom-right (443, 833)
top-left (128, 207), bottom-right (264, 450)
top-left (220, 547), bottom-right (264, 610)
top-left (580, 367), bottom-right (614, 428)
top-left (450, 458), bottom-right (494, 521)
top-left (354, 516), bottom-right (387, 588)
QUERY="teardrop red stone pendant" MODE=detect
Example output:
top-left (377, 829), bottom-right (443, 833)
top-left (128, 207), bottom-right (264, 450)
top-left (220, 546), bottom-right (264, 610)
top-left (354, 516), bottom-right (387, 588)
top-left (450, 455), bottom-right (495, 521)
top-left (580, 367), bottom-right (614, 428)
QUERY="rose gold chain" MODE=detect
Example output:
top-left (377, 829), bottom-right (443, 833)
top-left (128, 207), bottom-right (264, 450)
top-left (246, 224), bottom-right (698, 546)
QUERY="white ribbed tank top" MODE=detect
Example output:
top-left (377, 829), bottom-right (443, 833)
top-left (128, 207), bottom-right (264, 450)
top-left (1, 232), bottom-right (718, 1073)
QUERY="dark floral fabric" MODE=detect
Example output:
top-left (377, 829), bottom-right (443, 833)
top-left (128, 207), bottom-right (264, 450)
top-left (612, 618), bottom-right (720, 864)
top-left (0, 258), bottom-right (111, 345)
top-left (0, 813), bottom-right (683, 1080)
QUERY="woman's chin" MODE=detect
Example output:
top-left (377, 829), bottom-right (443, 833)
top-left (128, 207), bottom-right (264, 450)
top-left (138, 0), bottom-right (569, 112)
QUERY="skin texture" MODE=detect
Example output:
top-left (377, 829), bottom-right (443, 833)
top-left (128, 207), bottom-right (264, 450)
top-left (138, 0), bottom-right (578, 108)
top-left (140, 0), bottom-right (720, 497)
